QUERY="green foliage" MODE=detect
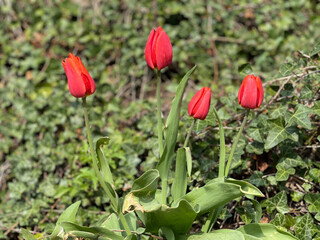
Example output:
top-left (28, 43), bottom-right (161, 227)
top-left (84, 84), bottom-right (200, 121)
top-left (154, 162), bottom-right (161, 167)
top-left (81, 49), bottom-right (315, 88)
top-left (0, 0), bottom-right (320, 239)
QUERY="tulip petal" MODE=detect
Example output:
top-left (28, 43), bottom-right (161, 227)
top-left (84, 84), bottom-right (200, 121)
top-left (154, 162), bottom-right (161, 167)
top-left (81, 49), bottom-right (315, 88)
top-left (145, 29), bottom-right (156, 69)
top-left (188, 88), bottom-right (205, 116)
top-left (256, 77), bottom-right (264, 107)
top-left (155, 29), bottom-right (173, 70)
top-left (192, 88), bottom-right (211, 120)
top-left (240, 76), bottom-right (258, 109)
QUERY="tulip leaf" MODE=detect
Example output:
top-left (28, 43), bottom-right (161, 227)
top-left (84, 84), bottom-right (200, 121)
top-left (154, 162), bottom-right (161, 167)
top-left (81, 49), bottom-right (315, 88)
top-left (144, 199), bottom-right (199, 235)
top-left (157, 65), bottom-right (197, 199)
top-left (264, 117), bottom-right (298, 150)
top-left (172, 147), bottom-right (188, 204)
top-left (182, 178), bottom-right (263, 215)
top-left (237, 223), bottom-right (298, 240)
top-left (60, 221), bottom-right (125, 240)
top-left (96, 137), bottom-right (114, 184)
top-left (177, 229), bottom-right (245, 240)
top-left (50, 201), bottom-right (81, 239)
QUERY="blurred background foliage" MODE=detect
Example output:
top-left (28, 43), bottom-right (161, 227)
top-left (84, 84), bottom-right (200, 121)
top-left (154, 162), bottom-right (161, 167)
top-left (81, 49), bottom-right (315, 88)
top-left (0, 0), bottom-right (320, 239)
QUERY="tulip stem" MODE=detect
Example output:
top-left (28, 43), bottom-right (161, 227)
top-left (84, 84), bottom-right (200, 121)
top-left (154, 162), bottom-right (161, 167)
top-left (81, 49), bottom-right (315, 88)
top-left (224, 109), bottom-right (250, 177)
top-left (81, 97), bottom-right (131, 236)
top-left (184, 119), bottom-right (196, 148)
top-left (212, 106), bottom-right (226, 179)
top-left (156, 70), bottom-right (164, 158)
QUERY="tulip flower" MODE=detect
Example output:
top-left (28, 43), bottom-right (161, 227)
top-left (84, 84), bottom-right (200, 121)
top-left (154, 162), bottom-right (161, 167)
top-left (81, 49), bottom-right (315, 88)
top-left (188, 87), bottom-right (211, 120)
top-left (62, 53), bottom-right (96, 98)
top-left (238, 74), bottom-right (263, 109)
top-left (145, 26), bottom-right (173, 71)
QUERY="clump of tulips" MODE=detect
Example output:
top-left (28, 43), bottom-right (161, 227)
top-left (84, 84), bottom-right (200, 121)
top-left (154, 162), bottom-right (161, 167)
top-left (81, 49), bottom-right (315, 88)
top-left (47, 26), bottom-right (297, 240)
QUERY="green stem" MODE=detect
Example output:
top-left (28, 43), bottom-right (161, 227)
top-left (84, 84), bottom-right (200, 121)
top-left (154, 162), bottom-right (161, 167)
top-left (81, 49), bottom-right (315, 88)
top-left (82, 97), bottom-right (131, 236)
top-left (156, 70), bottom-right (164, 158)
top-left (224, 109), bottom-right (250, 177)
top-left (212, 106), bottom-right (226, 179)
top-left (184, 119), bottom-right (197, 148)
top-left (202, 106), bottom-right (226, 232)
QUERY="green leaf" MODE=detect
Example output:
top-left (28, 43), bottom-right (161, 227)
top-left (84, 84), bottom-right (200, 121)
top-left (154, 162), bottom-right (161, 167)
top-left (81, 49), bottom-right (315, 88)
top-left (279, 62), bottom-right (294, 76)
top-left (246, 141), bottom-right (264, 155)
top-left (312, 101), bottom-right (320, 116)
top-left (60, 221), bottom-right (124, 240)
top-left (185, 147), bottom-right (192, 177)
top-left (270, 213), bottom-right (295, 230)
top-left (278, 155), bottom-right (307, 169)
top-left (249, 171), bottom-right (267, 187)
top-left (295, 213), bottom-right (318, 240)
top-left (50, 201), bottom-right (81, 239)
top-left (300, 84), bottom-right (314, 99)
top-left (239, 63), bottom-right (254, 76)
top-left (178, 229), bottom-right (245, 240)
top-left (96, 137), bottom-right (113, 184)
top-left (173, 148), bottom-right (188, 203)
top-left (182, 178), bottom-right (263, 215)
top-left (144, 199), bottom-right (199, 235)
top-left (309, 41), bottom-right (320, 56)
top-left (304, 193), bottom-right (320, 213)
top-left (252, 199), bottom-right (262, 223)
top-left (237, 223), bottom-right (297, 240)
top-left (247, 128), bottom-right (264, 143)
top-left (264, 117), bottom-right (298, 150)
top-left (159, 227), bottom-right (175, 240)
top-left (286, 104), bottom-right (312, 130)
top-left (21, 229), bottom-right (37, 240)
top-left (263, 191), bottom-right (289, 214)
top-left (275, 164), bottom-right (295, 181)
top-left (269, 106), bottom-right (288, 119)
top-left (157, 65), bottom-right (197, 194)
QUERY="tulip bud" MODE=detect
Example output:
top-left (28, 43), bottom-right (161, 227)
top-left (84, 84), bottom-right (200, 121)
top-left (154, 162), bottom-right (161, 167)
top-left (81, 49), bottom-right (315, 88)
top-left (188, 87), bottom-right (211, 120)
top-left (62, 53), bottom-right (96, 98)
top-left (238, 74), bottom-right (264, 109)
top-left (145, 26), bottom-right (173, 71)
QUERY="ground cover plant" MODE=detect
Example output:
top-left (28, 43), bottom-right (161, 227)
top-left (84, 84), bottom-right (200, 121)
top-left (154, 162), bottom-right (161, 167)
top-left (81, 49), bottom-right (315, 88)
top-left (1, 0), bottom-right (320, 239)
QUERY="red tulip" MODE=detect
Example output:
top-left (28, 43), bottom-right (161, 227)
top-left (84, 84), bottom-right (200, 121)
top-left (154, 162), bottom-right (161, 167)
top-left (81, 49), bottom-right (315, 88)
top-left (62, 53), bottom-right (96, 98)
top-left (145, 26), bottom-right (172, 71)
top-left (238, 74), bottom-right (263, 109)
top-left (188, 87), bottom-right (211, 120)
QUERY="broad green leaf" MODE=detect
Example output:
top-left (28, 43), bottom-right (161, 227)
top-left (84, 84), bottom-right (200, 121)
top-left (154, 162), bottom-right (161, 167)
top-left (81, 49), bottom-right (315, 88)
top-left (159, 227), bottom-right (175, 240)
top-left (157, 66), bottom-right (197, 194)
top-left (278, 155), bottom-right (307, 169)
top-left (173, 148), bottom-right (188, 203)
top-left (96, 137), bottom-right (113, 184)
top-left (100, 213), bottom-right (122, 236)
top-left (178, 229), bottom-right (245, 240)
top-left (239, 63), bottom-right (253, 76)
top-left (264, 117), bottom-right (298, 150)
top-left (304, 193), bottom-right (320, 213)
top-left (237, 223), bottom-right (297, 240)
top-left (269, 106), bottom-right (288, 119)
top-left (263, 191), bottom-right (289, 214)
top-left (286, 104), bottom-right (312, 130)
top-left (279, 62), bottom-right (294, 76)
top-left (252, 199), bottom-right (262, 223)
top-left (144, 199), bottom-right (199, 235)
top-left (312, 101), bottom-right (320, 116)
top-left (247, 128), bottom-right (264, 143)
top-left (249, 171), bottom-right (267, 187)
top-left (50, 201), bottom-right (81, 239)
top-left (309, 41), bottom-right (320, 56)
top-left (60, 221), bottom-right (124, 240)
top-left (270, 213), bottom-right (294, 229)
top-left (275, 164), bottom-right (295, 181)
top-left (123, 169), bottom-right (160, 212)
top-left (295, 214), bottom-right (318, 240)
top-left (182, 178), bottom-right (263, 215)
top-left (21, 229), bottom-right (37, 240)
top-left (185, 147), bottom-right (192, 177)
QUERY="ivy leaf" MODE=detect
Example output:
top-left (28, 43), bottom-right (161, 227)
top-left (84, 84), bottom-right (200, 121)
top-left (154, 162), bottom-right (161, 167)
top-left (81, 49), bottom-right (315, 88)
top-left (238, 63), bottom-right (253, 76)
top-left (300, 84), bottom-right (314, 99)
top-left (312, 101), bottom-right (320, 116)
top-left (246, 141), bottom-right (264, 155)
top-left (263, 191), bottom-right (290, 214)
top-left (247, 128), bottom-right (264, 143)
top-left (269, 106), bottom-right (288, 119)
top-left (279, 62), bottom-right (294, 76)
top-left (309, 41), bottom-right (320, 56)
top-left (295, 213), bottom-right (318, 240)
top-left (304, 193), bottom-right (320, 213)
top-left (249, 171), bottom-right (267, 187)
top-left (270, 213), bottom-right (294, 229)
top-left (275, 164), bottom-right (295, 181)
top-left (278, 155), bottom-right (307, 169)
top-left (264, 117), bottom-right (298, 150)
top-left (286, 104), bottom-right (312, 130)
